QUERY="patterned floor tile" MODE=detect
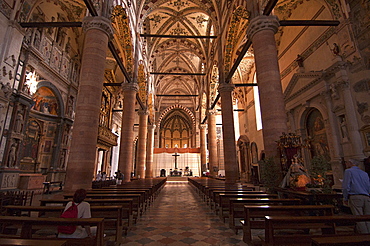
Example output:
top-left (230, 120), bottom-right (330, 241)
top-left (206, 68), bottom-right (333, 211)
top-left (122, 181), bottom-right (247, 245)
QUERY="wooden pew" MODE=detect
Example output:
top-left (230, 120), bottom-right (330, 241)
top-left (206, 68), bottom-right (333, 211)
top-left (4, 205), bottom-right (126, 242)
top-left (240, 204), bottom-right (334, 244)
top-left (39, 198), bottom-right (134, 226)
top-left (217, 193), bottom-right (278, 222)
top-left (0, 216), bottom-right (104, 246)
top-left (229, 198), bottom-right (302, 234)
top-left (311, 234), bottom-right (370, 246)
top-left (264, 215), bottom-right (370, 246)
top-left (0, 238), bottom-right (68, 246)
top-left (63, 193), bottom-right (143, 217)
top-left (209, 190), bottom-right (263, 209)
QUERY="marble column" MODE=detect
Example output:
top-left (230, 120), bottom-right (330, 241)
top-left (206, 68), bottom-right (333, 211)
top-left (208, 110), bottom-right (218, 177)
top-left (200, 124), bottom-right (207, 175)
top-left (219, 83), bottom-right (238, 184)
top-left (145, 124), bottom-right (156, 178)
top-left (64, 16), bottom-right (113, 192)
top-left (247, 15), bottom-right (287, 159)
top-left (118, 83), bottom-right (139, 182)
top-left (322, 90), bottom-right (344, 188)
top-left (335, 64), bottom-right (365, 162)
top-left (137, 110), bottom-right (148, 179)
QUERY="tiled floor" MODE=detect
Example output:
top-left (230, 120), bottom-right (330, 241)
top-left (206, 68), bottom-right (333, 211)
top-left (122, 181), bottom-right (248, 245)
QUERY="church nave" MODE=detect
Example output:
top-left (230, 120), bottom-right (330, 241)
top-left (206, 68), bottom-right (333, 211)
top-left (122, 181), bottom-right (247, 245)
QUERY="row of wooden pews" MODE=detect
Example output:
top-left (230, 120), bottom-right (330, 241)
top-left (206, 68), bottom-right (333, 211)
top-left (188, 177), bottom-right (370, 246)
top-left (0, 177), bottom-right (167, 246)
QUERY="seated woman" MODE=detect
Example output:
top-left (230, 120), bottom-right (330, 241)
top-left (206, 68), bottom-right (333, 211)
top-left (58, 188), bottom-right (96, 238)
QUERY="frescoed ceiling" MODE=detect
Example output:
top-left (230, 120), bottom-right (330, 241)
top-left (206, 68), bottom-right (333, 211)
top-left (140, 0), bottom-right (217, 112)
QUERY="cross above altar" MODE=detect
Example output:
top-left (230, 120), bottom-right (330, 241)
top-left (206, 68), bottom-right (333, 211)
top-left (172, 152), bottom-right (180, 169)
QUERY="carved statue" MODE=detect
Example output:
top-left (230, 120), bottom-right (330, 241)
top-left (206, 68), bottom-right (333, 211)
top-left (7, 141), bottom-right (17, 168)
top-left (14, 108), bottom-right (24, 133)
top-left (332, 43), bottom-right (340, 56)
top-left (296, 54), bottom-right (304, 67)
top-left (59, 150), bottom-right (66, 169)
top-left (1, 82), bottom-right (12, 99)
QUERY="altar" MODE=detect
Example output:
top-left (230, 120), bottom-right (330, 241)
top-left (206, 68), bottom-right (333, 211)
top-left (153, 148), bottom-right (201, 177)
top-left (170, 169), bottom-right (182, 177)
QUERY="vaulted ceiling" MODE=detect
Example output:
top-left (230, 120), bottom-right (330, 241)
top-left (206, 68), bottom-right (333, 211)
top-left (140, 0), bottom-right (217, 112)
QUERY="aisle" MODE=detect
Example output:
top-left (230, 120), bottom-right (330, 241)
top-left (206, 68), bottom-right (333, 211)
top-left (123, 181), bottom-right (247, 245)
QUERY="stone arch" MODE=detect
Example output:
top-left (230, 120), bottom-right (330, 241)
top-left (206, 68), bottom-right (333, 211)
top-left (33, 81), bottom-right (65, 117)
top-left (157, 104), bottom-right (196, 148)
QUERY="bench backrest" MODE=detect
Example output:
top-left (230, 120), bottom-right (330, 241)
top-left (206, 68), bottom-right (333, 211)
top-left (242, 205), bottom-right (334, 244)
top-left (264, 214), bottom-right (370, 245)
top-left (0, 216), bottom-right (104, 246)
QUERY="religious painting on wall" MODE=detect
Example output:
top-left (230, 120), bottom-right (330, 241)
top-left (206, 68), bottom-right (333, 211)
top-left (31, 87), bottom-right (59, 115)
top-left (306, 109), bottom-right (330, 160)
top-left (21, 119), bottom-right (41, 162)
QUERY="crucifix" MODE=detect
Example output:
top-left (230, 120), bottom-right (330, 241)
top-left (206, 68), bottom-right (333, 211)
top-left (172, 152), bottom-right (180, 169)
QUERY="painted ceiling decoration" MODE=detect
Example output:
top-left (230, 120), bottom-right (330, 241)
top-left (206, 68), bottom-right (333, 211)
top-left (210, 63), bottom-right (219, 104)
top-left (224, 6), bottom-right (249, 76)
top-left (138, 63), bottom-right (148, 106)
top-left (139, 0), bottom-right (218, 112)
top-left (111, 5), bottom-right (134, 76)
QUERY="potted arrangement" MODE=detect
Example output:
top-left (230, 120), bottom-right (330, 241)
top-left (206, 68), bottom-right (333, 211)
top-left (259, 157), bottom-right (281, 193)
top-left (306, 155), bottom-right (332, 193)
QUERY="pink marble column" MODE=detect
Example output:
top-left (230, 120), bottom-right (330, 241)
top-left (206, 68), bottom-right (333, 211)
top-left (64, 16), bottom-right (113, 192)
top-left (118, 83), bottom-right (139, 182)
top-left (145, 124), bottom-right (156, 178)
top-left (218, 83), bottom-right (238, 184)
top-left (247, 15), bottom-right (287, 159)
top-left (208, 110), bottom-right (218, 177)
top-left (137, 110), bottom-right (148, 179)
top-left (200, 124), bottom-right (207, 174)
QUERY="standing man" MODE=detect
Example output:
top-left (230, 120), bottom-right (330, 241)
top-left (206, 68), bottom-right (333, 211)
top-left (116, 170), bottom-right (124, 185)
top-left (342, 159), bottom-right (370, 233)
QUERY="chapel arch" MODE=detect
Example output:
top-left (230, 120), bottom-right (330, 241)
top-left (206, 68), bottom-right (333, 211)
top-left (158, 105), bottom-right (196, 148)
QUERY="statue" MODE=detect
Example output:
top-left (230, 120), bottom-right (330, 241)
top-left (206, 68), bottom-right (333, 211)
top-left (332, 43), bottom-right (340, 56)
top-left (1, 82), bottom-right (12, 99)
top-left (59, 150), bottom-right (66, 169)
top-left (281, 154), bottom-right (310, 188)
top-left (14, 108), bottom-right (24, 133)
top-left (7, 141), bottom-right (17, 168)
top-left (296, 54), bottom-right (304, 67)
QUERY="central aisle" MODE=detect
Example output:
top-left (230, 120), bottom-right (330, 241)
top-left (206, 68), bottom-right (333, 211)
top-left (123, 181), bottom-right (247, 245)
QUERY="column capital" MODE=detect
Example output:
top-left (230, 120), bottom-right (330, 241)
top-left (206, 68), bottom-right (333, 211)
top-left (247, 15), bottom-right (280, 40)
top-left (122, 82), bottom-right (139, 92)
top-left (337, 80), bottom-right (350, 89)
top-left (148, 124), bottom-right (156, 130)
top-left (218, 83), bottom-right (235, 93)
top-left (207, 109), bottom-right (217, 116)
top-left (82, 16), bottom-right (114, 39)
top-left (138, 109), bottom-right (149, 116)
top-left (200, 124), bottom-right (207, 130)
